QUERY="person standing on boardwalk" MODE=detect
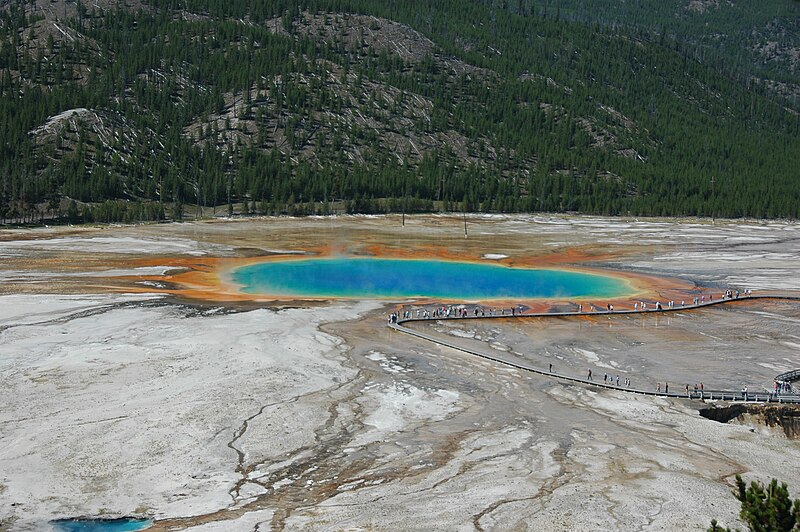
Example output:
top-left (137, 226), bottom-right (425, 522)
top-left (665, 382), bottom-right (669, 394)
top-left (549, 363), bottom-right (552, 373)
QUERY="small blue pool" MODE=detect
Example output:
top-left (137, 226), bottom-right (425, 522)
top-left (50, 518), bottom-right (151, 531)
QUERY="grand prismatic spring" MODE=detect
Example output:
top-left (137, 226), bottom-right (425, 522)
top-left (228, 258), bottom-right (635, 300)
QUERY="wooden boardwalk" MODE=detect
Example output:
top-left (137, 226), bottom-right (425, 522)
top-left (389, 294), bottom-right (800, 404)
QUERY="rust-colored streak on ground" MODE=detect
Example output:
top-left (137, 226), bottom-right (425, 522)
top-left (117, 256), bottom-right (290, 303)
top-left (106, 246), bottom-right (702, 307)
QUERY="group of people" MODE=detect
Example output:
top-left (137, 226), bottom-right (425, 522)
top-left (722, 289), bottom-right (752, 300)
top-left (397, 306), bottom-right (457, 320)
top-left (578, 368), bottom-right (797, 400)
top-left (633, 300), bottom-right (680, 311)
top-left (395, 305), bottom-right (524, 321)
top-left (601, 372), bottom-right (630, 387)
top-left (395, 287), bottom-right (753, 323)
top-left (675, 383), bottom-right (717, 396)
top-left (586, 291), bottom-right (753, 314)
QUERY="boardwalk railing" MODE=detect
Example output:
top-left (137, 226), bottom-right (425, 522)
top-left (395, 294), bottom-right (800, 325)
top-left (388, 294), bottom-right (800, 404)
top-left (775, 368), bottom-right (800, 384)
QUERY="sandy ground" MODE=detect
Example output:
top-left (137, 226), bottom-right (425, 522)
top-left (0, 214), bottom-right (799, 531)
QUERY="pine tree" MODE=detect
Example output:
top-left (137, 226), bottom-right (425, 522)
top-left (709, 475), bottom-right (800, 532)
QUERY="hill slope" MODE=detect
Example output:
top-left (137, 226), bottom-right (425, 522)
top-left (488, 0), bottom-right (800, 101)
top-left (1, 0), bottom-right (798, 222)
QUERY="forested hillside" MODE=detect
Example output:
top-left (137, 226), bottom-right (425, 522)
top-left (1, 0), bottom-right (799, 223)
top-left (486, 0), bottom-right (800, 101)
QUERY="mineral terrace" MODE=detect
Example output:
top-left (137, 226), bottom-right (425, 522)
top-left (1, 214), bottom-right (799, 531)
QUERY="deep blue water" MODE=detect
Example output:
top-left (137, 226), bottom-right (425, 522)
top-left (230, 258), bottom-right (632, 300)
top-left (50, 518), bottom-right (151, 532)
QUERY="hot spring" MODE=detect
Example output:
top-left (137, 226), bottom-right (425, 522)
top-left (229, 257), bottom-right (635, 300)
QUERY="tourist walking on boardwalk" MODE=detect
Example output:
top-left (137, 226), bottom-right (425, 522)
top-left (657, 383), bottom-right (661, 392)
top-left (665, 382), bottom-right (669, 394)
top-left (549, 363), bottom-right (552, 373)
top-left (588, 369), bottom-right (593, 380)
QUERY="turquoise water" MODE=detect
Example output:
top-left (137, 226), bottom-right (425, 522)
top-left (230, 258), bottom-right (632, 300)
top-left (50, 518), bottom-right (151, 531)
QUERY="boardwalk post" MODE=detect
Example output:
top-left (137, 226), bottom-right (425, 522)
top-left (711, 175), bottom-right (716, 224)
